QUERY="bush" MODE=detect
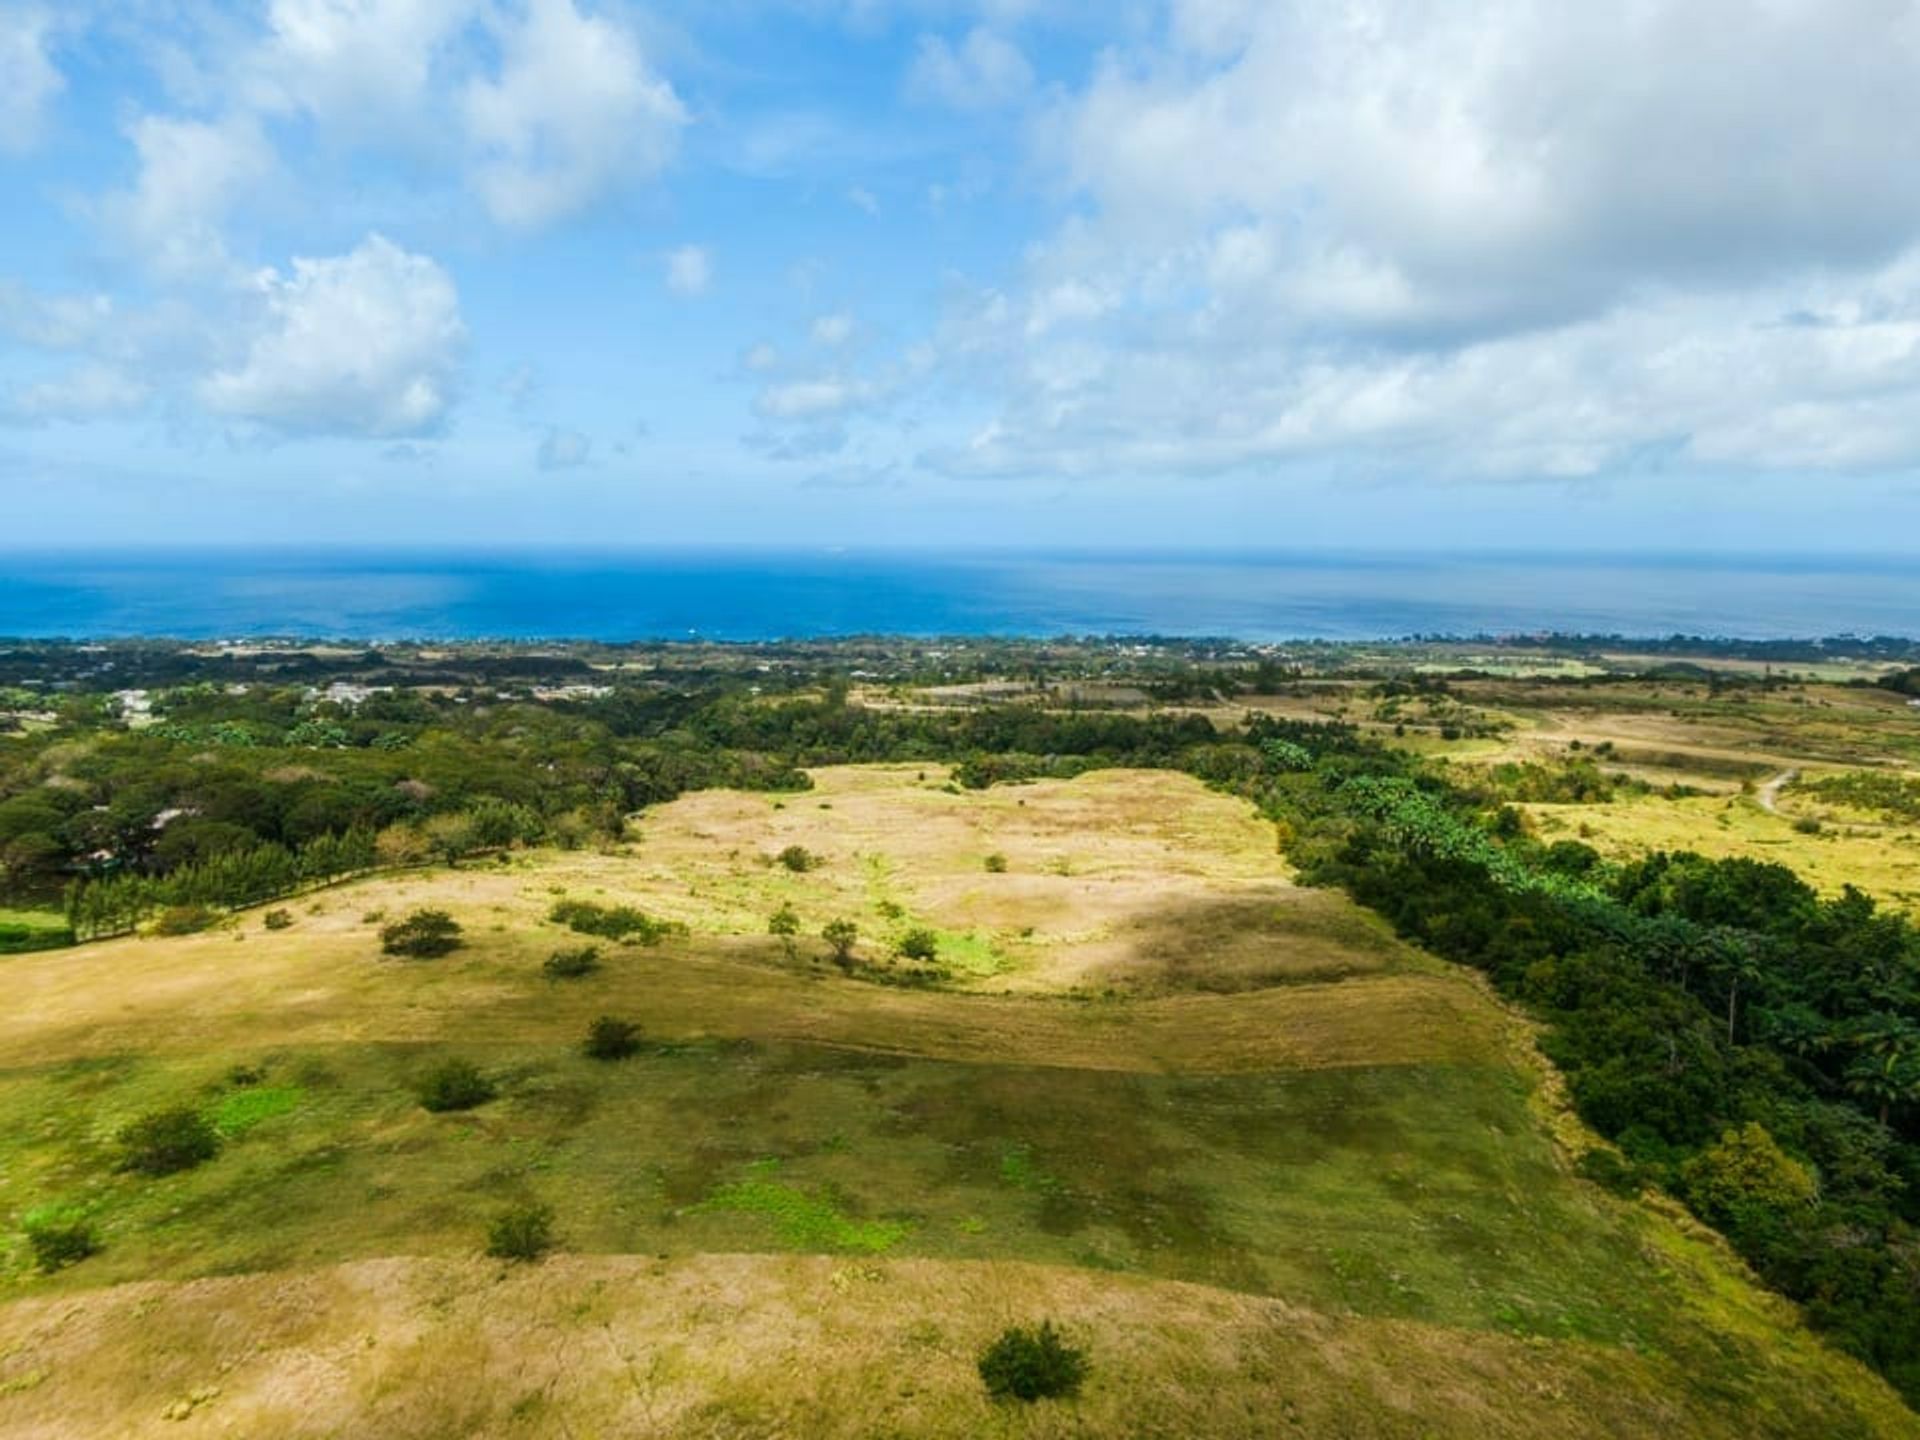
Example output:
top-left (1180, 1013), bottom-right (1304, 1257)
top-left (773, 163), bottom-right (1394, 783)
top-left (978, 1321), bottom-right (1089, 1402)
top-left (415, 1058), bottom-right (496, 1112)
top-left (984, 853), bottom-right (1008, 873)
top-left (778, 844), bottom-right (817, 873)
top-left (1575, 1147), bottom-right (1645, 1198)
top-left (768, 903), bottom-right (800, 937)
top-left (896, 927), bottom-right (940, 962)
top-left (24, 1217), bottom-right (98, 1272)
top-left (486, 1202), bottom-right (555, 1262)
top-left (117, 1108), bottom-right (220, 1175)
top-left (262, 908), bottom-right (293, 930)
top-left (151, 905), bottom-right (218, 936)
top-left (543, 945), bottom-right (601, 979)
top-left (548, 899), bottom-right (680, 945)
top-left (583, 1015), bottom-right (641, 1061)
top-left (381, 908), bottom-right (463, 958)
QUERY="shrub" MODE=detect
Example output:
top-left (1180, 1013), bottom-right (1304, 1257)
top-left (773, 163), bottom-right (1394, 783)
top-left (777, 844), bottom-right (817, 873)
top-left (1575, 1147), bottom-right (1645, 1198)
top-left (117, 1108), bottom-right (220, 1175)
top-left (543, 945), bottom-right (601, 979)
top-left (24, 1217), bottom-right (98, 1272)
top-left (896, 927), bottom-right (940, 962)
top-left (485, 1202), bottom-right (555, 1262)
top-left (415, 1058), bottom-right (496, 1112)
top-left (583, 1015), bottom-right (641, 1061)
top-left (548, 899), bottom-right (679, 945)
top-left (381, 908), bottom-right (463, 958)
top-left (822, 919), bottom-right (858, 969)
top-left (768, 903), bottom-right (800, 937)
top-left (262, 908), bottom-right (293, 930)
top-left (977, 1321), bottom-right (1089, 1401)
top-left (984, 853), bottom-right (1008, 873)
top-left (151, 904), bottom-right (218, 936)
top-left (1792, 816), bottom-right (1823, 835)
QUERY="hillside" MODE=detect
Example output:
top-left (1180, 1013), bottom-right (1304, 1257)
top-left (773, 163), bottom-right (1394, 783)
top-left (1, 767), bottom-right (1913, 1438)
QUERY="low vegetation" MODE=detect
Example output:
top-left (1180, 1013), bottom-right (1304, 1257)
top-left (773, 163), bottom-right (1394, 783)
top-left (414, 1059), bottom-right (496, 1113)
top-left (380, 908), bottom-right (462, 958)
top-left (485, 1203), bottom-right (556, 1263)
top-left (978, 1320), bottom-right (1090, 1402)
top-left (115, 1108), bottom-right (220, 1176)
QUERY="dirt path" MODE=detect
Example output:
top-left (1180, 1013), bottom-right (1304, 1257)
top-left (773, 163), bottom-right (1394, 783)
top-left (1757, 769), bottom-right (1799, 814)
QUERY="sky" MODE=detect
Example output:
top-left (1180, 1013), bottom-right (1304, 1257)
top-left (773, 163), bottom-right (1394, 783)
top-left (2, 0), bottom-right (1920, 553)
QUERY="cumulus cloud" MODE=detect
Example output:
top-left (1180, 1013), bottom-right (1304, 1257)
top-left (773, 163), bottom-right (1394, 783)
top-left (102, 114), bottom-right (274, 279)
top-left (907, 26), bottom-right (1033, 110)
top-left (536, 425), bottom-right (590, 469)
top-left (257, 0), bottom-right (476, 128)
top-left (917, 0), bottom-right (1920, 482)
top-left (0, 5), bottom-right (63, 153)
top-left (665, 244), bottom-right (712, 297)
top-left (201, 233), bottom-right (465, 437)
top-left (464, 0), bottom-right (687, 227)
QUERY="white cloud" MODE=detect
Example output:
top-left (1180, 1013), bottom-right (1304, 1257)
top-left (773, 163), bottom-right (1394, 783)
top-left (0, 5), bottom-right (63, 153)
top-left (811, 311), bottom-right (855, 347)
top-left (258, 0), bottom-right (476, 128)
top-left (463, 0), bottom-right (686, 227)
top-left (665, 244), bottom-right (712, 297)
top-left (913, 0), bottom-right (1920, 484)
top-left (754, 376), bottom-right (876, 420)
top-left (6, 364), bottom-right (148, 422)
top-left (201, 233), bottom-right (465, 437)
top-left (907, 26), bottom-right (1033, 111)
top-left (536, 425), bottom-right (590, 469)
top-left (742, 342), bottom-right (779, 372)
top-left (103, 114), bottom-right (274, 279)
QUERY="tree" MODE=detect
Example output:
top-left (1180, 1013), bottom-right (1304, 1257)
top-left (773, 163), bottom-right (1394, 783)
top-left (822, 918), bottom-right (858, 969)
top-left (381, 908), bottom-right (463, 958)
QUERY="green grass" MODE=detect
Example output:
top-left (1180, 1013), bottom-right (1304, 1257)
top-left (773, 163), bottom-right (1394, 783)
top-left (701, 1159), bottom-right (912, 1254)
top-left (211, 1085), bottom-right (303, 1137)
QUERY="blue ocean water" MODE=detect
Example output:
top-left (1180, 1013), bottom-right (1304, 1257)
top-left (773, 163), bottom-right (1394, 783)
top-left (0, 550), bottom-right (1915, 642)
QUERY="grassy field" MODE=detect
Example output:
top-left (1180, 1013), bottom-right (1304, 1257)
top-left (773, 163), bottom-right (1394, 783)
top-left (0, 767), bottom-right (1913, 1438)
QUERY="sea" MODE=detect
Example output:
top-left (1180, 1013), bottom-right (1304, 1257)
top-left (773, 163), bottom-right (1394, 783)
top-left (1, 550), bottom-right (1916, 643)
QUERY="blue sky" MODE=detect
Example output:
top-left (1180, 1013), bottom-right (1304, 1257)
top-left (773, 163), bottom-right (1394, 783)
top-left (2, 0), bottom-right (1919, 551)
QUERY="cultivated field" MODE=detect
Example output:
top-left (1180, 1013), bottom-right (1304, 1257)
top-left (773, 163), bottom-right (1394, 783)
top-left (0, 768), bottom-right (1912, 1438)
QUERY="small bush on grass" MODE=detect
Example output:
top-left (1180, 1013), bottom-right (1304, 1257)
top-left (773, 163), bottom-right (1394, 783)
top-left (984, 853), bottom-right (1008, 873)
top-left (262, 908), bottom-right (293, 931)
top-left (978, 1321), bottom-right (1089, 1401)
top-left (768, 903), bottom-right (800, 937)
top-left (543, 945), bottom-right (601, 979)
top-left (117, 1108), bottom-right (220, 1176)
top-left (777, 845), bottom-right (817, 873)
top-left (896, 927), bottom-right (940, 962)
top-left (415, 1059), bottom-right (496, 1112)
top-left (583, 1016), bottom-right (641, 1061)
top-left (151, 905), bottom-right (218, 936)
top-left (548, 899), bottom-right (680, 945)
top-left (485, 1203), bottom-right (555, 1262)
top-left (381, 908), bottom-right (463, 958)
top-left (24, 1217), bottom-right (99, 1272)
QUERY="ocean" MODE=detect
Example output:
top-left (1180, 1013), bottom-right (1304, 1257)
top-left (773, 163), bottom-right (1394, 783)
top-left (1, 550), bottom-right (1916, 643)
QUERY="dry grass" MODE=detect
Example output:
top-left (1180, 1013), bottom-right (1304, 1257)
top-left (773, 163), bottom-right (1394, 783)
top-left (0, 1253), bottom-right (1911, 1440)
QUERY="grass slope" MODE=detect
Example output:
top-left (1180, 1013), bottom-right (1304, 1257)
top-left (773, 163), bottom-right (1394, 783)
top-left (0, 767), bottom-right (1912, 1438)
